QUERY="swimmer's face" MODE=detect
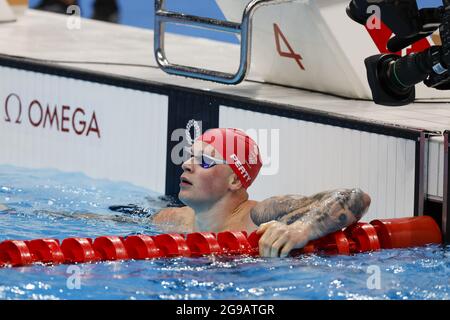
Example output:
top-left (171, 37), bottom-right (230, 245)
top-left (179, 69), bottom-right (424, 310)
top-left (179, 141), bottom-right (236, 208)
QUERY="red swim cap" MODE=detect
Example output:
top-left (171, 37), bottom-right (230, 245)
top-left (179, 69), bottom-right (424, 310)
top-left (197, 128), bottom-right (262, 189)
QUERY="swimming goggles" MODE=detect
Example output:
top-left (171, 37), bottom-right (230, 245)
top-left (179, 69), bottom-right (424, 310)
top-left (184, 147), bottom-right (227, 169)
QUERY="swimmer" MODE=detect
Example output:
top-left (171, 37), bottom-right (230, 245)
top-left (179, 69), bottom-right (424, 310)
top-left (152, 128), bottom-right (371, 257)
top-left (0, 204), bottom-right (7, 211)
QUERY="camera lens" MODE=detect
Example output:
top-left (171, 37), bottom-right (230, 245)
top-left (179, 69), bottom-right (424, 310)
top-left (385, 48), bottom-right (437, 92)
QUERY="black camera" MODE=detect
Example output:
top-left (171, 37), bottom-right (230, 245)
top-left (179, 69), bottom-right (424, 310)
top-left (347, 0), bottom-right (450, 106)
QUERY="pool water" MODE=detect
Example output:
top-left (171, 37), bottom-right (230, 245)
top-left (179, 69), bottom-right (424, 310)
top-left (0, 165), bottom-right (449, 300)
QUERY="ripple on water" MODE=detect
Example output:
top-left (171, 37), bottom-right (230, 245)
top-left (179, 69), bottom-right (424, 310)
top-left (0, 165), bottom-right (449, 300)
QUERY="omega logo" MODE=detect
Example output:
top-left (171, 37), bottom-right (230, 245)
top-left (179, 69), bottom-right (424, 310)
top-left (4, 93), bottom-right (101, 138)
top-left (185, 119), bottom-right (201, 145)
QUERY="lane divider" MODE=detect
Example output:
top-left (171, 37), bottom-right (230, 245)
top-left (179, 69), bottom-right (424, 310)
top-left (0, 216), bottom-right (442, 268)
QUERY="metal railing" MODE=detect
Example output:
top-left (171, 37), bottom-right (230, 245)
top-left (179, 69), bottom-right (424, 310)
top-left (154, 0), bottom-right (294, 84)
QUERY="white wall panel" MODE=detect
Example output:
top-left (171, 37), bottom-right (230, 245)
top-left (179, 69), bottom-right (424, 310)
top-left (386, 136), bottom-right (398, 219)
top-left (404, 141), bottom-right (416, 217)
top-left (427, 139), bottom-right (439, 198)
top-left (220, 106), bottom-right (417, 221)
top-left (427, 137), bottom-right (444, 199)
top-left (438, 138), bottom-right (444, 198)
top-left (0, 66), bottom-right (169, 194)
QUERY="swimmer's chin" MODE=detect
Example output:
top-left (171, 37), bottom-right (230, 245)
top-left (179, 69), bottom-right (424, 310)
top-left (177, 194), bottom-right (189, 207)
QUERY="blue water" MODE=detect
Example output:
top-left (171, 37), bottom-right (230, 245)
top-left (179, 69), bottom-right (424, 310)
top-left (0, 165), bottom-right (449, 300)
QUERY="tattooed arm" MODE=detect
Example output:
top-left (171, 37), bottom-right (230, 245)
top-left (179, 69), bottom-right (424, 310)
top-left (250, 188), bottom-right (371, 257)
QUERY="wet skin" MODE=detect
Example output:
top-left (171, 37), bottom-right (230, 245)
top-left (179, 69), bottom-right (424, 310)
top-left (154, 140), bottom-right (372, 257)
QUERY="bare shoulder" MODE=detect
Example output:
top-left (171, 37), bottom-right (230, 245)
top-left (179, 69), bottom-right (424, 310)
top-left (243, 200), bottom-right (259, 211)
top-left (151, 206), bottom-right (194, 224)
top-left (0, 204), bottom-right (7, 211)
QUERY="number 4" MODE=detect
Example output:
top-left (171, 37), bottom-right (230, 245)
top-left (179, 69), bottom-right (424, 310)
top-left (273, 23), bottom-right (305, 70)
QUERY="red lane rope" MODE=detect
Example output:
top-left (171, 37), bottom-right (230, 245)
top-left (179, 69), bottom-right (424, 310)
top-left (0, 216), bottom-right (442, 268)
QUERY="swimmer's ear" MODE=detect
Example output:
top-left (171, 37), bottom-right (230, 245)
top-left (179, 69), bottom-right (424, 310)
top-left (228, 173), bottom-right (242, 191)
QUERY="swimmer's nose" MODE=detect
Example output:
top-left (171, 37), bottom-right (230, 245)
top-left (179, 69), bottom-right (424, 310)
top-left (181, 157), bottom-right (194, 172)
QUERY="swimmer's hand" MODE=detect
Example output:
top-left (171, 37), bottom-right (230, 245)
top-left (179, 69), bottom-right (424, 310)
top-left (256, 220), bottom-right (311, 258)
top-left (254, 188), bottom-right (371, 257)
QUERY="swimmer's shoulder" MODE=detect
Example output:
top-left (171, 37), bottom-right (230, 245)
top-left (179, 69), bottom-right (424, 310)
top-left (242, 200), bottom-right (259, 214)
top-left (246, 200), bottom-right (259, 207)
top-left (0, 204), bottom-right (8, 211)
top-left (151, 206), bottom-right (194, 224)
